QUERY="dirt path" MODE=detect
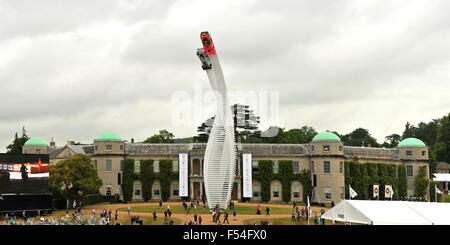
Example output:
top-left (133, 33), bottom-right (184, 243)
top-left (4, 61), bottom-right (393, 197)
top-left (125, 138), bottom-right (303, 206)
top-left (82, 202), bottom-right (329, 225)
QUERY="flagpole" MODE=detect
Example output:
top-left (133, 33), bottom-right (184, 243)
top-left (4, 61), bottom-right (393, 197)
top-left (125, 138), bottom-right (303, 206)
top-left (435, 185), bottom-right (437, 203)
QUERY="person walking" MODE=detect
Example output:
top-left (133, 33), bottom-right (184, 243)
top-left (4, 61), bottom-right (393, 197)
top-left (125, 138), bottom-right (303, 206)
top-left (168, 210), bottom-right (172, 219)
top-left (186, 205), bottom-right (191, 216)
top-left (233, 209), bottom-right (236, 221)
top-left (127, 206), bottom-right (131, 215)
top-left (291, 210), bottom-right (296, 222)
top-left (223, 212), bottom-right (229, 224)
top-left (153, 211), bottom-right (157, 221)
top-left (265, 207), bottom-right (270, 216)
top-left (159, 200), bottom-right (162, 208)
top-left (115, 209), bottom-right (118, 220)
top-left (198, 215), bottom-right (202, 225)
top-left (194, 214), bottom-right (198, 225)
top-left (293, 200), bottom-right (296, 209)
top-left (314, 213), bottom-right (318, 225)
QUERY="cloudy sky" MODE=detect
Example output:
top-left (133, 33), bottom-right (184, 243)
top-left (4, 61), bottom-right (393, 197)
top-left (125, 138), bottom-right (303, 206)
top-left (0, 0), bottom-right (449, 151)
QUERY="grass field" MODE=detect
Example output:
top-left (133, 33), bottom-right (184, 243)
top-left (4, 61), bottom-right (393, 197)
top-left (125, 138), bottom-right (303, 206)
top-left (119, 205), bottom-right (293, 215)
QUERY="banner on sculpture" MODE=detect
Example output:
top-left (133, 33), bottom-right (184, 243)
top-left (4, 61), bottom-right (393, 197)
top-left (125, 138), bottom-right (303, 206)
top-left (243, 153), bottom-right (252, 198)
top-left (179, 153), bottom-right (188, 197)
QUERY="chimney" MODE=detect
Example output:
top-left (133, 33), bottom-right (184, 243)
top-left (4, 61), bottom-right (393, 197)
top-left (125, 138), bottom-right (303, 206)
top-left (67, 141), bottom-right (73, 145)
top-left (50, 137), bottom-right (55, 146)
top-left (131, 138), bottom-right (134, 143)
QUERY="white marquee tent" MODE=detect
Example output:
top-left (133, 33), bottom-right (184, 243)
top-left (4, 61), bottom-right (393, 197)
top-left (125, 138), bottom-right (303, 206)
top-left (322, 200), bottom-right (450, 225)
top-left (433, 173), bottom-right (450, 182)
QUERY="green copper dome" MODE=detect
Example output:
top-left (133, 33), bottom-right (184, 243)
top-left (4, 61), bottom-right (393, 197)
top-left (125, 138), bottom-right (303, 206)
top-left (96, 132), bottom-right (122, 141)
top-left (24, 138), bottom-right (48, 146)
top-left (312, 131), bottom-right (341, 142)
top-left (398, 138), bottom-right (426, 147)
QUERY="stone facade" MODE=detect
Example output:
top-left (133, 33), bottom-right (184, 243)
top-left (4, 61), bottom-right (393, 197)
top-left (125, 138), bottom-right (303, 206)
top-left (23, 137), bottom-right (432, 204)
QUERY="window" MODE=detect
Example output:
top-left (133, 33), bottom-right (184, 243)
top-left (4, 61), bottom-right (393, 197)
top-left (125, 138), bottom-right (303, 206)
top-left (324, 187), bottom-right (331, 200)
top-left (340, 187), bottom-right (344, 199)
top-left (120, 160), bottom-right (124, 171)
top-left (293, 185), bottom-right (300, 198)
top-left (323, 145), bottom-right (330, 151)
top-left (272, 185), bottom-right (280, 198)
top-left (120, 145), bottom-right (123, 151)
top-left (339, 146), bottom-right (343, 151)
top-left (252, 160), bottom-right (259, 172)
top-left (273, 161), bottom-right (279, 174)
top-left (406, 151), bottom-right (412, 156)
top-left (106, 145), bottom-right (112, 151)
top-left (134, 161), bottom-right (140, 173)
top-left (173, 160), bottom-right (179, 172)
top-left (106, 160), bottom-right (112, 172)
top-left (339, 161), bottom-right (343, 174)
top-left (134, 184), bottom-right (141, 196)
top-left (324, 161), bottom-right (331, 174)
top-left (311, 145), bottom-right (315, 152)
top-left (407, 165), bottom-right (413, 176)
top-left (252, 184), bottom-right (260, 197)
top-left (24, 150), bottom-right (28, 154)
top-left (154, 160), bottom-right (160, 173)
top-left (94, 160), bottom-right (98, 169)
top-left (154, 184), bottom-right (160, 196)
top-left (422, 151), bottom-right (426, 157)
top-left (311, 161), bottom-right (315, 173)
top-left (95, 145), bottom-right (98, 151)
top-left (293, 161), bottom-right (300, 173)
top-left (105, 185), bottom-right (112, 196)
top-left (36, 149), bottom-right (41, 153)
top-left (173, 184), bottom-right (179, 196)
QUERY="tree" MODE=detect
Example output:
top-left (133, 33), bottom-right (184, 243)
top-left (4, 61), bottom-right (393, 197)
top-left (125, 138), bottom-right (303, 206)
top-left (301, 126), bottom-right (318, 142)
top-left (233, 104), bottom-right (260, 141)
top-left (194, 117), bottom-right (214, 143)
top-left (195, 104), bottom-right (260, 143)
top-left (397, 165), bottom-right (407, 200)
top-left (341, 128), bottom-right (380, 147)
top-left (144, 129), bottom-right (175, 143)
top-left (435, 113), bottom-right (450, 163)
top-left (402, 122), bottom-right (417, 139)
top-left (382, 134), bottom-right (401, 148)
top-left (414, 166), bottom-right (430, 200)
top-left (6, 127), bottom-right (30, 154)
top-left (49, 154), bottom-right (102, 203)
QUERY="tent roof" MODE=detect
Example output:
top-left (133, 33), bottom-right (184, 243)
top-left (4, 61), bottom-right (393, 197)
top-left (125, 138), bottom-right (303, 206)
top-left (433, 173), bottom-right (450, 182)
top-left (322, 200), bottom-right (450, 225)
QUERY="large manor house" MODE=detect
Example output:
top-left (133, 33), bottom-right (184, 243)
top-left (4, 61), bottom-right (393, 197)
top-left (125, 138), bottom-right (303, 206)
top-left (22, 131), bottom-right (431, 205)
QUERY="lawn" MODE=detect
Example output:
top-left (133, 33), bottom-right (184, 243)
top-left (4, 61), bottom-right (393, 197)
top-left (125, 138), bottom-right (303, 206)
top-left (119, 205), bottom-right (293, 215)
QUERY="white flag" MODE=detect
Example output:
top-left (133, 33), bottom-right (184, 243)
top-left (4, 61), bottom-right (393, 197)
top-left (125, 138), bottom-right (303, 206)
top-left (385, 185), bottom-right (393, 198)
top-left (435, 185), bottom-right (443, 194)
top-left (373, 185), bottom-right (379, 198)
top-left (349, 186), bottom-right (357, 198)
top-left (307, 196), bottom-right (310, 210)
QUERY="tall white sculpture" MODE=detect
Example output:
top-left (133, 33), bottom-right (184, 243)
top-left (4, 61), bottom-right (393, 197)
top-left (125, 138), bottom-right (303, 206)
top-left (197, 32), bottom-right (236, 209)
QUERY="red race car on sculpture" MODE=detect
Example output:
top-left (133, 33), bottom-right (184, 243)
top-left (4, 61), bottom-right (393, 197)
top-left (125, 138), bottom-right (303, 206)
top-left (200, 31), bottom-right (216, 56)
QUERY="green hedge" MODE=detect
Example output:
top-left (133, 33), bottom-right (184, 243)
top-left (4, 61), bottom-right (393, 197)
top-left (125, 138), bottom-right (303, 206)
top-left (345, 161), bottom-right (406, 200)
top-left (253, 160), bottom-right (312, 203)
top-left (159, 159), bottom-right (177, 201)
top-left (122, 158), bottom-right (177, 202)
top-left (122, 159), bottom-right (135, 202)
top-left (256, 160), bottom-right (273, 202)
top-left (141, 159), bottom-right (154, 201)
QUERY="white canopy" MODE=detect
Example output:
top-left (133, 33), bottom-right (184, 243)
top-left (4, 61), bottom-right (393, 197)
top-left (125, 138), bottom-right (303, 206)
top-left (433, 173), bottom-right (450, 182)
top-left (322, 200), bottom-right (450, 225)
